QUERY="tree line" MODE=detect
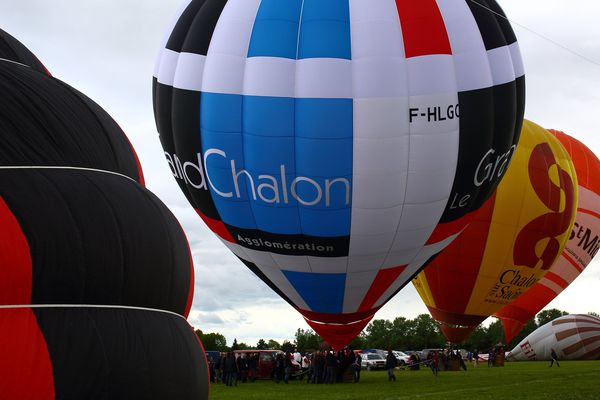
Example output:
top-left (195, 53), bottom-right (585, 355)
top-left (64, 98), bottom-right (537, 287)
top-left (195, 309), bottom-right (599, 354)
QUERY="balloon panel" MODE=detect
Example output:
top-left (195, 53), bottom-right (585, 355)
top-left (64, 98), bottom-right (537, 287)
top-left (0, 169), bottom-right (194, 316)
top-left (153, 0), bottom-right (525, 342)
top-left (497, 131), bottom-right (600, 342)
top-left (508, 314), bottom-right (600, 361)
top-left (413, 120), bottom-right (577, 342)
top-left (0, 307), bottom-right (209, 400)
top-left (0, 28), bottom-right (48, 74)
top-left (0, 60), bottom-right (143, 183)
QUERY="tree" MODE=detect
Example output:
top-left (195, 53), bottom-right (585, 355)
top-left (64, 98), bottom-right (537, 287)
top-left (411, 314), bottom-right (444, 349)
top-left (349, 332), bottom-right (368, 350)
top-left (195, 330), bottom-right (228, 352)
top-left (256, 339), bottom-right (267, 350)
top-left (295, 328), bottom-right (322, 353)
top-left (281, 340), bottom-right (295, 353)
top-left (237, 341), bottom-right (250, 350)
top-left (365, 319), bottom-right (393, 349)
top-left (267, 339), bottom-right (281, 349)
top-left (391, 317), bottom-right (412, 349)
top-left (486, 318), bottom-right (505, 345)
top-left (588, 311), bottom-right (599, 318)
top-left (537, 309), bottom-right (568, 327)
top-left (462, 324), bottom-right (489, 352)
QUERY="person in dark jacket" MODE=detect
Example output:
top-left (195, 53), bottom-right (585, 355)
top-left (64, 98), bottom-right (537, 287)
top-left (248, 353), bottom-right (258, 382)
top-left (238, 354), bottom-right (248, 382)
top-left (284, 351), bottom-right (293, 383)
top-left (325, 351), bottom-right (337, 384)
top-left (214, 355), bottom-right (222, 383)
top-left (352, 353), bottom-right (362, 383)
top-left (310, 351), bottom-right (325, 384)
top-left (274, 353), bottom-right (284, 383)
top-left (224, 352), bottom-right (238, 386)
top-left (386, 349), bottom-right (397, 382)
top-left (549, 349), bottom-right (560, 367)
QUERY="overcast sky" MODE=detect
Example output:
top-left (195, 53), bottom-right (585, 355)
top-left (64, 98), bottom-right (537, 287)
top-left (2, 0), bottom-right (599, 347)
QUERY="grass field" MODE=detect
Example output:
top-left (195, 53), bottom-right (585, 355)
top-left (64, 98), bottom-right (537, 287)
top-left (210, 360), bottom-right (600, 399)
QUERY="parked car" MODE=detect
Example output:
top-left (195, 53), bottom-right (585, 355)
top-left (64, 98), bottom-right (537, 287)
top-left (360, 348), bottom-right (386, 357)
top-left (421, 348), bottom-right (445, 359)
top-left (205, 350), bottom-right (221, 362)
top-left (392, 350), bottom-right (411, 366)
top-left (361, 353), bottom-right (386, 370)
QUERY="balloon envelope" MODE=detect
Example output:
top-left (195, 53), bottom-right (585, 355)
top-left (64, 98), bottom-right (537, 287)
top-left (0, 59), bottom-right (193, 315)
top-left (0, 60), bottom-right (143, 182)
top-left (508, 314), bottom-right (600, 361)
top-left (0, 51), bottom-right (207, 397)
top-left (0, 169), bottom-right (194, 315)
top-left (153, 0), bottom-right (525, 348)
top-left (497, 131), bottom-right (600, 343)
top-left (0, 28), bottom-right (48, 74)
top-left (413, 120), bottom-right (578, 343)
top-left (0, 307), bottom-right (209, 399)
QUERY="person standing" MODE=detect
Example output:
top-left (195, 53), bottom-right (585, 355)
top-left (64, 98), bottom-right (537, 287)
top-left (301, 352), bottom-right (310, 381)
top-left (431, 351), bottom-right (439, 377)
top-left (549, 349), bottom-right (560, 367)
top-left (284, 351), bottom-right (293, 384)
top-left (274, 353), bottom-right (284, 383)
top-left (248, 353), bottom-right (258, 382)
top-left (224, 352), bottom-right (238, 387)
top-left (352, 352), bottom-right (362, 383)
top-left (488, 348), bottom-right (495, 367)
top-left (315, 351), bottom-right (326, 384)
top-left (325, 351), bottom-right (337, 384)
top-left (386, 349), bottom-right (397, 382)
top-left (293, 349), bottom-right (302, 366)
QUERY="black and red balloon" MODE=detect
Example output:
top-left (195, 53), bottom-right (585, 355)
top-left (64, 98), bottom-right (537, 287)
top-left (0, 28), bottom-right (48, 74)
top-left (0, 35), bottom-right (207, 399)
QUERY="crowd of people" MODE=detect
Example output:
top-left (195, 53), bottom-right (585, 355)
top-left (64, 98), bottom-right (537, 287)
top-left (207, 348), bottom-right (365, 386)
top-left (207, 345), bottom-right (510, 387)
top-left (207, 352), bottom-right (261, 386)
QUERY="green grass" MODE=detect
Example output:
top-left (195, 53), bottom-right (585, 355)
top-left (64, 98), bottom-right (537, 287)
top-left (210, 361), bottom-right (600, 399)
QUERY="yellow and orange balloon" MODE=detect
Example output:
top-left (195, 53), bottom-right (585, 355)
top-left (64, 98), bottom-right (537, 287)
top-left (413, 120), bottom-right (578, 343)
top-left (496, 130), bottom-right (600, 343)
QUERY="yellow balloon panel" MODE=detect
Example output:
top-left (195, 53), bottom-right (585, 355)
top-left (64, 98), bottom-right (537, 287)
top-left (413, 120), bottom-right (577, 341)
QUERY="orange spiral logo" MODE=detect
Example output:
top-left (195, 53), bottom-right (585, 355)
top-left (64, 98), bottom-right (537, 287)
top-left (513, 143), bottom-right (575, 270)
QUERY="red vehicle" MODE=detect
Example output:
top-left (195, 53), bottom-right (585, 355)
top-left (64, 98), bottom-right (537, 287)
top-left (233, 350), bottom-right (300, 380)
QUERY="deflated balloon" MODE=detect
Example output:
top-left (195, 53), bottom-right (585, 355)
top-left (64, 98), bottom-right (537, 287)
top-left (153, 0), bottom-right (525, 349)
top-left (497, 130), bottom-right (600, 343)
top-left (508, 314), bottom-right (600, 361)
top-left (413, 120), bottom-right (577, 343)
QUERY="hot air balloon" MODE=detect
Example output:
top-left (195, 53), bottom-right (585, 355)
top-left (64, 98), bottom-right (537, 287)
top-left (153, 0), bottom-right (525, 349)
top-left (0, 28), bottom-right (48, 74)
top-left (413, 120), bottom-right (578, 343)
top-left (497, 131), bottom-right (600, 343)
top-left (508, 314), bottom-right (600, 361)
top-left (0, 57), bottom-right (208, 398)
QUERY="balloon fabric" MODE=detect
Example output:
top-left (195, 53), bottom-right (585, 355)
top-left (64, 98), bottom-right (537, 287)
top-left (497, 130), bottom-right (600, 343)
top-left (413, 120), bottom-right (578, 343)
top-left (0, 36), bottom-right (208, 399)
top-left (153, 0), bottom-right (525, 349)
